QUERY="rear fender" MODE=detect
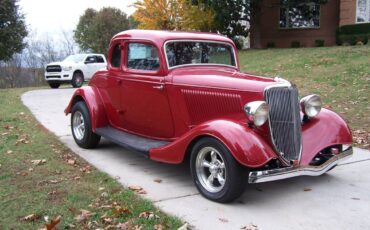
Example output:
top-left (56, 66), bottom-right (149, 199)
top-left (64, 86), bottom-right (108, 131)
top-left (150, 119), bottom-right (277, 168)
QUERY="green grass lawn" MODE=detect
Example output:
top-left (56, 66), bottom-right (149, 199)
top-left (239, 45), bottom-right (370, 149)
top-left (0, 88), bottom-right (182, 229)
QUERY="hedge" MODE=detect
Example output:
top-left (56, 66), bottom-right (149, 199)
top-left (336, 23), bottom-right (370, 45)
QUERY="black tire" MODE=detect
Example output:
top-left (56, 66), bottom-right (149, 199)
top-left (72, 72), bottom-right (84, 88)
top-left (71, 101), bottom-right (100, 148)
top-left (190, 137), bottom-right (247, 203)
top-left (49, 82), bottom-right (60, 89)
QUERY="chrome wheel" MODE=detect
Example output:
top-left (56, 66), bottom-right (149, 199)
top-left (195, 147), bottom-right (226, 193)
top-left (72, 111), bottom-right (85, 141)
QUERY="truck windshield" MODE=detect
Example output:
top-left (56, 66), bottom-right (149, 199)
top-left (165, 41), bottom-right (236, 68)
top-left (63, 54), bottom-right (86, 63)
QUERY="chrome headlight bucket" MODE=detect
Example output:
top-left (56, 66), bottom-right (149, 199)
top-left (244, 101), bottom-right (269, 127)
top-left (300, 94), bottom-right (322, 118)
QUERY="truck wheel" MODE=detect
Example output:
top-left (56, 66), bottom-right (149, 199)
top-left (49, 82), bottom-right (60, 89)
top-left (190, 137), bottom-right (246, 203)
top-left (71, 101), bottom-right (100, 148)
top-left (72, 72), bottom-right (84, 88)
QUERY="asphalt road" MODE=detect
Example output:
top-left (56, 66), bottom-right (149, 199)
top-left (22, 88), bottom-right (370, 230)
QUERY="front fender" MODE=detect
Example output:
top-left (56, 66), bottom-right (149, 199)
top-left (64, 86), bottom-right (108, 131)
top-left (150, 119), bottom-right (277, 168)
top-left (300, 108), bottom-right (352, 165)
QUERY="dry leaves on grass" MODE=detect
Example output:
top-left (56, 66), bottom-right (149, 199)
top-left (353, 129), bottom-right (370, 148)
top-left (15, 135), bottom-right (31, 145)
top-left (138, 211), bottom-right (159, 220)
top-left (154, 224), bottom-right (165, 230)
top-left (40, 215), bottom-right (61, 230)
top-left (75, 209), bottom-right (95, 222)
top-left (20, 213), bottom-right (41, 221)
top-left (31, 159), bottom-right (47, 166)
top-left (128, 185), bottom-right (147, 194)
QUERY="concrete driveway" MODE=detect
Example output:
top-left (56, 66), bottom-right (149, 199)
top-left (22, 88), bottom-right (370, 230)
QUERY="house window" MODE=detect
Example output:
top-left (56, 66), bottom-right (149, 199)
top-left (357, 0), bottom-right (370, 23)
top-left (279, 1), bottom-right (320, 29)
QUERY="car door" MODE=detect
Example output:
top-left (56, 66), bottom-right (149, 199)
top-left (84, 55), bottom-right (96, 79)
top-left (95, 55), bottom-right (107, 71)
top-left (118, 42), bottom-right (174, 138)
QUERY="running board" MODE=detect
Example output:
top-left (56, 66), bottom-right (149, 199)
top-left (95, 126), bottom-right (170, 156)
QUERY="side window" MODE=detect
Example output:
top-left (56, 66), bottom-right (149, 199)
top-left (85, 56), bottom-right (96, 63)
top-left (127, 43), bottom-right (159, 71)
top-left (96, 55), bottom-right (105, 63)
top-left (111, 44), bottom-right (121, 68)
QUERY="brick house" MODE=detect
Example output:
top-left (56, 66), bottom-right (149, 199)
top-left (250, 0), bottom-right (370, 48)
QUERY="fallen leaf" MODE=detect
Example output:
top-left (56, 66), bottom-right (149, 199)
top-left (20, 213), bottom-right (41, 221)
top-left (113, 206), bottom-right (130, 216)
top-left (303, 188), bottom-right (312, 192)
top-left (101, 192), bottom-right (109, 197)
top-left (177, 223), bottom-right (188, 230)
top-left (116, 222), bottom-right (129, 229)
top-left (48, 191), bottom-right (57, 196)
top-left (68, 224), bottom-right (76, 228)
top-left (75, 209), bottom-right (94, 222)
top-left (99, 187), bottom-right (105, 191)
top-left (139, 211), bottom-right (159, 220)
top-left (29, 168), bottom-right (34, 172)
top-left (41, 215), bottom-right (61, 230)
top-left (128, 185), bottom-right (142, 191)
top-left (101, 215), bottom-right (113, 224)
top-left (73, 176), bottom-right (81, 180)
top-left (133, 225), bottom-right (142, 230)
top-left (31, 159), bottom-right (47, 166)
top-left (49, 180), bottom-right (59, 184)
top-left (154, 224), bottom-right (164, 230)
top-left (241, 223), bottom-right (258, 230)
top-left (98, 205), bottom-right (112, 209)
top-left (154, 179), bottom-right (162, 183)
top-left (219, 217), bottom-right (228, 223)
top-left (6, 150), bottom-right (13, 154)
top-left (67, 159), bottom-right (76, 165)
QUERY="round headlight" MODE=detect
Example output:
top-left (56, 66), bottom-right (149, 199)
top-left (244, 101), bottom-right (269, 127)
top-left (300, 94), bottom-right (322, 118)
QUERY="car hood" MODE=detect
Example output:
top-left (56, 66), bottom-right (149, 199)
top-left (170, 67), bottom-right (284, 93)
top-left (46, 61), bottom-right (76, 67)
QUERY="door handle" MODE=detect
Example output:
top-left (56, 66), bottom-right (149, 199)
top-left (153, 85), bottom-right (164, 91)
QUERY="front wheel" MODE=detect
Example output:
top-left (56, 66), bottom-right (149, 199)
top-left (71, 101), bottom-right (100, 148)
top-left (72, 72), bottom-right (84, 88)
top-left (190, 137), bottom-right (247, 203)
top-left (48, 82), bottom-right (60, 89)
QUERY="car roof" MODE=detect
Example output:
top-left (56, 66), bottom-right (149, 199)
top-left (112, 29), bottom-right (234, 46)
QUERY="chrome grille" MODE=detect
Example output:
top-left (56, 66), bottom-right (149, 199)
top-left (265, 86), bottom-right (301, 162)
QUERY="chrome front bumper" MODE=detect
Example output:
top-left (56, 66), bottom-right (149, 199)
top-left (248, 146), bottom-right (353, 184)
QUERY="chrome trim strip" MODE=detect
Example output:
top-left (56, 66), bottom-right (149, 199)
top-left (163, 39), bottom-right (238, 70)
top-left (248, 147), bottom-right (353, 183)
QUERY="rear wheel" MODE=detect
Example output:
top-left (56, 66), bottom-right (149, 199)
top-left (71, 101), bottom-right (100, 148)
top-left (190, 137), bottom-right (247, 203)
top-left (72, 72), bottom-right (84, 88)
top-left (48, 82), bottom-right (60, 89)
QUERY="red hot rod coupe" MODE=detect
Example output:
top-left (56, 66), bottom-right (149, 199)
top-left (65, 30), bottom-right (353, 203)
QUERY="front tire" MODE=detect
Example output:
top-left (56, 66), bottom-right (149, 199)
top-left (72, 72), bottom-right (84, 88)
top-left (190, 137), bottom-right (247, 203)
top-left (71, 101), bottom-right (100, 148)
top-left (48, 82), bottom-right (60, 89)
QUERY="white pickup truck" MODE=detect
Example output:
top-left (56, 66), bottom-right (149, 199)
top-left (44, 54), bottom-right (107, 88)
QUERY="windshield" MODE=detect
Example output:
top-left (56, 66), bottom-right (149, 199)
top-left (165, 41), bottom-right (236, 68)
top-left (63, 54), bottom-right (86, 63)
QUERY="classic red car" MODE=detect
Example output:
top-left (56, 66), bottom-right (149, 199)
top-left (65, 30), bottom-right (353, 203)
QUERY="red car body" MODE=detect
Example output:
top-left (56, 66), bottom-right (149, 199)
top-left (65, 30), bottom-right (353, 202)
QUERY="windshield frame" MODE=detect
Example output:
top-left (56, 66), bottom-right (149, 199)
top-left (164, 40), bottom-right (238, 70)
top-left (63, 54), bottom-right (87, 63)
